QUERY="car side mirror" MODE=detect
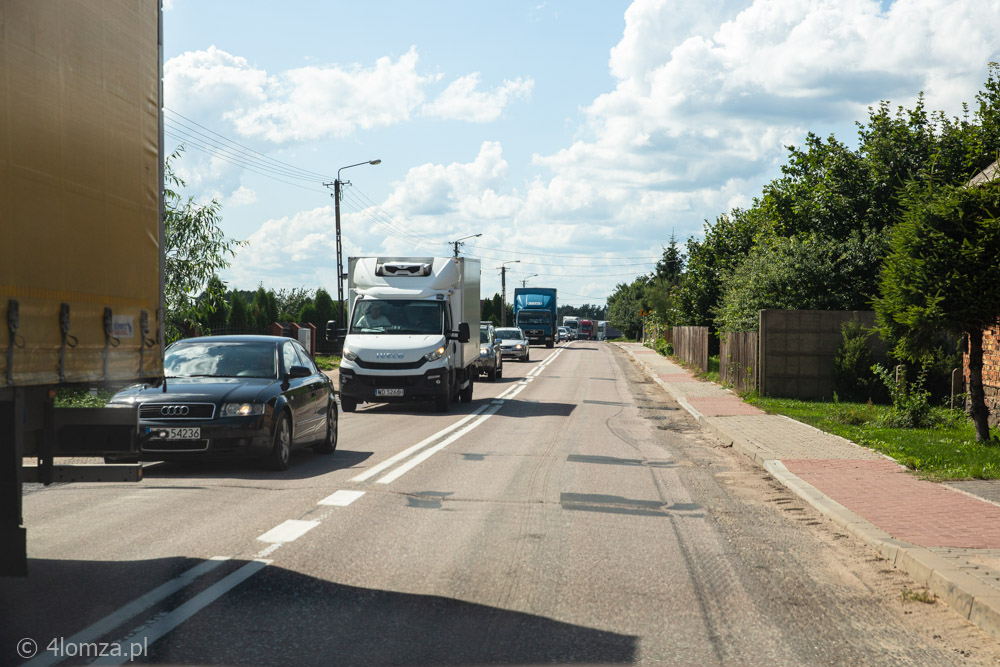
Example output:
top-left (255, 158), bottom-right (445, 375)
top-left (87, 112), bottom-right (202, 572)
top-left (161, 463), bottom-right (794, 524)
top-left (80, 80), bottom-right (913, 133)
top-left (288, 365), bottom-right (312, 379)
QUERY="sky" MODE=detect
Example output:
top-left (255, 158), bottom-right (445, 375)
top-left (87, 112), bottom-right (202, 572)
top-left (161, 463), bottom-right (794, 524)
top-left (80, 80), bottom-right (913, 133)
top-left (162, 0), bottom-right (1000, 308)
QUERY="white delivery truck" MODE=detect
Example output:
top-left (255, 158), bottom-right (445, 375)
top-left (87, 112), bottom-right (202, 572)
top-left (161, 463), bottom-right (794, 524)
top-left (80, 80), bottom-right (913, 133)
top-left (338, 257), bottom-right (480, 412)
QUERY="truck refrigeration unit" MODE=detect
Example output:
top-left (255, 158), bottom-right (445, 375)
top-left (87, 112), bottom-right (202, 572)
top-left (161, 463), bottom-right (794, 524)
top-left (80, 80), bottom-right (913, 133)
top-left (513, 287), bottom-right (557, 348)
top-left (1, 0), bottom-right (164, 576)
top-left (338, 257), bottom-right (480, 413)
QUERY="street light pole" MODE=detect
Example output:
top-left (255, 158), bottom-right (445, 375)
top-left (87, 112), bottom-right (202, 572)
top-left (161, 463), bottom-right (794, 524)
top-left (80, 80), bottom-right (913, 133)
top-left (520, 274), bottom-right (538, 288)
top-left (499, 260), bottom-right (520, 326)
top-left (451, 233), bottom-right (482, 258)
top-left (325, 159), bottom-right (381, 330)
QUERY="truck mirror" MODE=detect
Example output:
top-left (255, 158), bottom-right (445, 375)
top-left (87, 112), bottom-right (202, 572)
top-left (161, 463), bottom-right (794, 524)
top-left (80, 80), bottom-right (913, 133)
top-left (458, 322), bottom-right (471, 343)
top-left (326, 320), bottom-right (338, 341)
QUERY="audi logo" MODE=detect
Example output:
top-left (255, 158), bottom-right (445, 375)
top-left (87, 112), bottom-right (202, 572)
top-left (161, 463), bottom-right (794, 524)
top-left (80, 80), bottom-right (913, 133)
top-left (160, 405), bottom-right (190, 417)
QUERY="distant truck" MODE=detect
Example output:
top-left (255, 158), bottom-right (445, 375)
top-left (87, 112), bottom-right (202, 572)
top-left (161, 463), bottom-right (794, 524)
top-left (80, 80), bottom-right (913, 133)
top-left (513, 288), bottom-right (557, 348)
top-left (597, 321), bottom-right (622, 340)
top-left (578, 319), bottom-right (595, 340)
top-left (338, 257), bottom-right (480, 413)
top-left (562, 316), bottom-right (579, 340)
top-left (1, 0), bottom-right (164, 575)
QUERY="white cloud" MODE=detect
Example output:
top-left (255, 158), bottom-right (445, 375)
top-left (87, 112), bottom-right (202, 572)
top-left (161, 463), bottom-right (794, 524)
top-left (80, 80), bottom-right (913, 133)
top-left (422, 74), bottom-right (534, 122)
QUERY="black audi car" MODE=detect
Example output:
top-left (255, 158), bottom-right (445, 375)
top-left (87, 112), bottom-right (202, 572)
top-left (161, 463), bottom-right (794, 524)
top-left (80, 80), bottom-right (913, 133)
top-left (107, 335), bottom-right (337, 470)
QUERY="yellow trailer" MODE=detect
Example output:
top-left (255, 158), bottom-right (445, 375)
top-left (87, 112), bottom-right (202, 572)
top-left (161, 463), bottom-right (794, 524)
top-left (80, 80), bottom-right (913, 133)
top-left (0, 0), bottom-right (164, 575)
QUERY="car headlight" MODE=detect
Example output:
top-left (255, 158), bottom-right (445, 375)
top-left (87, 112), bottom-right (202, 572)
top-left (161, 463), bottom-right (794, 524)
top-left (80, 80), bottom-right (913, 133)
top-left (221, 403), bottom-right (265, 417)
top-left (480, 348), bottom-right (490, 356)
top-left (424, 346), bottom-right (446, 362)
top-left (515, 344), bottom-right (523, 349)
top-left (342, 345), bottom-right (358, 361)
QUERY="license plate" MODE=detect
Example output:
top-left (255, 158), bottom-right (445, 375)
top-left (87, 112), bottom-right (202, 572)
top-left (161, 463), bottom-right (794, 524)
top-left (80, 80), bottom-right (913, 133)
top-left (148, 427), bottom-right (201, 440)
top-left (375, 388), bottom-right (404, 397)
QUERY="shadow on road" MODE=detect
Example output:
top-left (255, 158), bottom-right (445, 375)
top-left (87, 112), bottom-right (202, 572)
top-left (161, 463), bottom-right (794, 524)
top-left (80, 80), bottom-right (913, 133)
top-left (2, 557), bottom-right (637, 666)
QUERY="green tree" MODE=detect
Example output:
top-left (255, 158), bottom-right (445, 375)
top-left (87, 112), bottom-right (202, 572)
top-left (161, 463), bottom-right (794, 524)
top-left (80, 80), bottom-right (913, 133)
top-left (227, 292), bottom-right (250, 331)
top-left (874, 176), bottom-right (1000, 442)
top-left (164, 147), bottom-right (245, 341)
top-left (314, 288), bottom-right (336, 330)
top-left (201, 275), bottom-right (229, 332)
top-left (606, 276), bottom-right (649, 339)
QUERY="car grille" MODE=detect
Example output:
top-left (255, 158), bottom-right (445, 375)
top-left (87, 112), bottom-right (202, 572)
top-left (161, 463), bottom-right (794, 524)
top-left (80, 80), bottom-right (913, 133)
top-left (139, 403), bottom-right (216, 420)
top-left (354, 358), bottom-right (426, 370)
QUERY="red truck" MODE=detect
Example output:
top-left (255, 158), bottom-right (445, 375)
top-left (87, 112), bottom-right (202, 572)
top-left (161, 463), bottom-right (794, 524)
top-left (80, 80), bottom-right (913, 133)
top-left (578, 319), bottom-right (594, 340)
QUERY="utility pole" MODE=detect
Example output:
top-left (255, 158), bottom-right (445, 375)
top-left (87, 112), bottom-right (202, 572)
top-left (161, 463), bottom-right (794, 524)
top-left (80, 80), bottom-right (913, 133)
top-left (324, 159), bottom-right (380, 330)
top-left (499, 260), bottom-right (520, 326)
top-left (451, 233), bottom-right (482, 257)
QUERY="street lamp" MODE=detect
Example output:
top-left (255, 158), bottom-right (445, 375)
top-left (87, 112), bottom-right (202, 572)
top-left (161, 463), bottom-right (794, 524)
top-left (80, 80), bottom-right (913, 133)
top-left (498, 260), bottom-right (520, 326)
top-left (325, 159), bottom-right (381, 330)
top-left (520, 274), bottom-right (538, 288)
top-left (451, 233), bottom-right (482, 257)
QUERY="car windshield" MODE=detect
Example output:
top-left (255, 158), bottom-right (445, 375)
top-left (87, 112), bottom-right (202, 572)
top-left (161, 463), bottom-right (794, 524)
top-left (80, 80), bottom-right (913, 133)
top-left (164, 341), bottom-right (277, 379)
top-left (495, 329), bottom-right (523, 341)
top-left (480, 329), bottom-right (490, 343)
top-left (350, 299), bottom-right (443, 335)
top-left (517, 312), bottom-right (551, 325)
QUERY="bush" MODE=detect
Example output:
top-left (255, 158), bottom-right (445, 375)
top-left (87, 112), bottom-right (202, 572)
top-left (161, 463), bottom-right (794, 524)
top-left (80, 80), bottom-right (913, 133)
top-left (833, 321), bottom-right (883, 402)
top-left (871, 363), bottom-right (934, 428)
top-left (655, 338), bottom-right (673, 357)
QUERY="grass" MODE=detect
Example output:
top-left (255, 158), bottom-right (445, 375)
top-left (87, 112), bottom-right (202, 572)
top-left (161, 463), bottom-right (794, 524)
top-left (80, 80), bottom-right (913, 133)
top-left (55, 387), bottom-right (118, 408)
top-left (901, 588), bottom-right (937, 604)
top-left (314, 354), bottom-right (341, 371)
top-left (743, 393), bottom-right (1000, 480)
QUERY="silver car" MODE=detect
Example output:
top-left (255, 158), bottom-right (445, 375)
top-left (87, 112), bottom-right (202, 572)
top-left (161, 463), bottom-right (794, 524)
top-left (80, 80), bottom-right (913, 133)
top-left (495, 327), bottom-right (530, 362)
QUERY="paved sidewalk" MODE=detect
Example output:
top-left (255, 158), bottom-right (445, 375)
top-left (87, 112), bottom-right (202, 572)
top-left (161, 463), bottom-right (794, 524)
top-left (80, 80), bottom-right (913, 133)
top-left (617, 341), bottom-right (1000, 642)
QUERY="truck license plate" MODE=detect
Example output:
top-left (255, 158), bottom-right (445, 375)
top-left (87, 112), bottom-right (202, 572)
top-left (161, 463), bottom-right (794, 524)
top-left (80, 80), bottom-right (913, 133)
top-left (375, 388), bottom-right (404, 397)
top-left (149, 427), bottom-right (200, 440)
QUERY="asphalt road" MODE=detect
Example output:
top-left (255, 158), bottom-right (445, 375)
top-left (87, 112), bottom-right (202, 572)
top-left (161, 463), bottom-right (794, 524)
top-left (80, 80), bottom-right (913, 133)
top-left (3, 342), bottom-right (1000, 666)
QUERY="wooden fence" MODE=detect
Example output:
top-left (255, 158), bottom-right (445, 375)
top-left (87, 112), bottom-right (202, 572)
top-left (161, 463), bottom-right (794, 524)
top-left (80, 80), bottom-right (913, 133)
top-left (720, 331), bottom-right (758, 393)
top-left (672, 326), bottom-right (709, 373)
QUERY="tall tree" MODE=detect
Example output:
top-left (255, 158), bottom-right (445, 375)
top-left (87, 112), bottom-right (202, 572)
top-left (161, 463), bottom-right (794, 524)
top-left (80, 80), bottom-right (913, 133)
top-left (163, 147), bottom-right (244, 341)
top-left (874, 176), bottom-right (1000, 442)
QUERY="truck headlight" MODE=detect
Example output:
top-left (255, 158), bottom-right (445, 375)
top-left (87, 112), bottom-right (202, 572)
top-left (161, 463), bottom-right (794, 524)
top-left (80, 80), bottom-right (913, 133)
top-left (342, 345), bottom-right (358, 361)
top-left (222, 403), bottom-right (265, 417)
top-left (424, 346), bottom-right (446, 362)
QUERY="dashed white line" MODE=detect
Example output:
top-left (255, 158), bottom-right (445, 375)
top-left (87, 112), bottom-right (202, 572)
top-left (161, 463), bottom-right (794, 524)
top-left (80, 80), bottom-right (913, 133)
top-left (318, 490), bottom-right (366, 506)
top-left (256, 519), bottom-right (320, 544)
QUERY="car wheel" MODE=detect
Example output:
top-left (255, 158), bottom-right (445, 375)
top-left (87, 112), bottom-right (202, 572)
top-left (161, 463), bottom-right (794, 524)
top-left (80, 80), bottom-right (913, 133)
top-left (267, 412), bottom-right (292, 471)
top-left (460, 376), bottom-right (474, 403)
top-left (313, 403), bottom-right (338, 454)
top-left (524, 349), bottom-right (530, 362)
top-left (340, 396), bottom-right (357, 413)
top-left (496, 358), bottom-right (503, 378)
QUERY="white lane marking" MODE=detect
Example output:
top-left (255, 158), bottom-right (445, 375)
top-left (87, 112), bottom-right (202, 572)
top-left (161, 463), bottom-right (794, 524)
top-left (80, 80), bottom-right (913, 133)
top-left (377, 405), bottom-right (502, 485)
top-left (349, 405), bottom-right (489, 482)
top-left (22, 558), bottom-right (229, 667)
top-left (256, 519), bottom-right (320, 544)
top-left (504, 384), bottom-right (528, 401)
top-left (253, 543), bottom-right (283, 559)
top-left (318, 490), bottom-right (366, 506)
top-left (91, 559), bottom-right (270, 667)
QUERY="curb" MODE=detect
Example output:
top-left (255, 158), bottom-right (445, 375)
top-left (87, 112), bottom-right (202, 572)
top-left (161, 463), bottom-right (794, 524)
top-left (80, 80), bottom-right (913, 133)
top-left (614, 342), bottom-right (1000, 642)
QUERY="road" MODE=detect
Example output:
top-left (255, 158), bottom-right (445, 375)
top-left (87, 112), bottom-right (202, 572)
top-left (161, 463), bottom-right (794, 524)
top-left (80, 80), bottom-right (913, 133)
top-left (3, 342), bottom-right (1000, 666)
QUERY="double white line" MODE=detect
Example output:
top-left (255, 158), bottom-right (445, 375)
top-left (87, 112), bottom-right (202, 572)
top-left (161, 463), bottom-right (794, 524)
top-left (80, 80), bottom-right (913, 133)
top-left (350, 344), bottom-right (570, 485)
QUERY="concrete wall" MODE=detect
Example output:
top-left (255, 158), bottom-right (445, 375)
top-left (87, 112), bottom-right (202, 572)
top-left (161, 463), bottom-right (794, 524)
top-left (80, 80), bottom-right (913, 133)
top-left (759, 310), bottom-right (878, 400)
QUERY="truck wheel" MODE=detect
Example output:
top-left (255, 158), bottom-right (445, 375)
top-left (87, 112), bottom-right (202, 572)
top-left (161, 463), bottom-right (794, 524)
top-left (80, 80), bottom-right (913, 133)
top-left (340, 396), bottom-right (357, 413)
top-left (434, 388), bottom-right (451, 412)
top-left (267, 412), bottom-right (292, 471)
top-left (546, 341), bottom-right (554, 348)
top-left (460, 377), bottom-right (474, 403)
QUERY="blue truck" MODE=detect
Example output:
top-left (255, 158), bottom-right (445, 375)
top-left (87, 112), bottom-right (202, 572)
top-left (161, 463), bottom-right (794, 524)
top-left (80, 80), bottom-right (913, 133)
top-left (513, 288), bottom-right (557, 348)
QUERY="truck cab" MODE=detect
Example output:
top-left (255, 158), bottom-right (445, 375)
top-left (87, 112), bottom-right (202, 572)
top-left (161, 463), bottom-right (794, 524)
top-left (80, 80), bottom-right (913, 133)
top-left (337, 257), bottom-right (480, 413)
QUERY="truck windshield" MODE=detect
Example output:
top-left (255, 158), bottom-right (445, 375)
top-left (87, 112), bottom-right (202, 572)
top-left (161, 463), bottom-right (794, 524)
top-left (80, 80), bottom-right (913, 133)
top-left (350, 300), bottom-right (444, 335)
top-left (517, 312), bottom-right (551, 325)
